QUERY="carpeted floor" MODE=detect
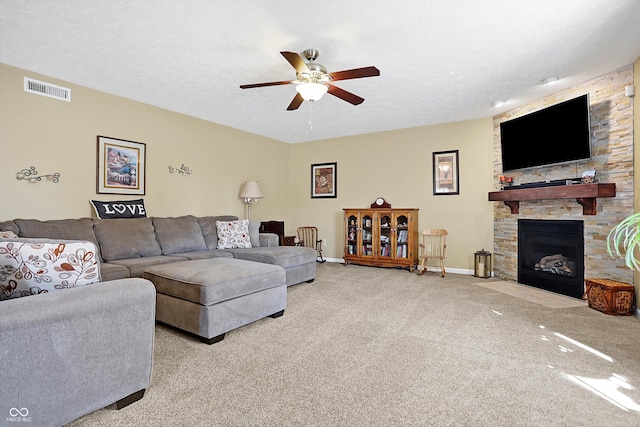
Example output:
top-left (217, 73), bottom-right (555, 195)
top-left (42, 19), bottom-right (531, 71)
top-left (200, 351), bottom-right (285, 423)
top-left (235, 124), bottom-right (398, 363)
top-left (68, 263), bottom-right (640, 426)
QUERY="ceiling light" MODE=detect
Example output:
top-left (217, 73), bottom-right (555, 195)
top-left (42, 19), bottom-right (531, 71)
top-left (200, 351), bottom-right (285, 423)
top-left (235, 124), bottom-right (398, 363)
top-left (541, 76), bottom-right (559, 85)
top-left (296, 82), bottom-right (328, 102)
top-left (491, 101), bottom-right (505, 108)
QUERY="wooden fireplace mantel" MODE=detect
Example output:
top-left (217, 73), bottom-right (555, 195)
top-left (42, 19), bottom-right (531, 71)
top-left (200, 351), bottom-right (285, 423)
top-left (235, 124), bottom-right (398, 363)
top-left (488, 183), bottom-right (616, 215)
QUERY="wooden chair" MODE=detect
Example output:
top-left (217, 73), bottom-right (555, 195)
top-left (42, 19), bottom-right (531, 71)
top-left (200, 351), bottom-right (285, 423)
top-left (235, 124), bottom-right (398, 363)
top-left (417, 229), bottom-right (448, 277)
top-left (296, 226), bottom-right (326, 263)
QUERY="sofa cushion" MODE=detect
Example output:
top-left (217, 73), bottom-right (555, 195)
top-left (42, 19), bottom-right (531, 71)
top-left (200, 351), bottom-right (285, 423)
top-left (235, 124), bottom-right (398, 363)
top-left (216, 219), bottom-right (252, 249)
top-left (249, 221), bottom-right (260, 247)
top-left (100, 263), bottom-right (130, 281)
top-left (153, 216), bottom-right (207, 255)
top-left (169, 250), bottom-right (234, 260)
top-left (14, 217), bottom-right (98, 243)
top-left (0, 220), bottom-right (19, 235)
top-left (90, 199), bottom-right (147, 219)
top-left (197, 215), bottom-right (238, 250)
top-left (14, 217), bottom-right (103, 260)
top-left (228, 246), bottom-right (317, 269)
top-left (0, 238), bottom-right (101, 301)
top-left (93, 218), bottom-right (161, 261)
top-left (107, 255), bottom-right (188, 278)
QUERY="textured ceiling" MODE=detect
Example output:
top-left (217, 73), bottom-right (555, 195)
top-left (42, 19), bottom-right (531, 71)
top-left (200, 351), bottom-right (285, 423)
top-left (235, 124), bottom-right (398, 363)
top-left (1, 0), bottom-right (639, 143)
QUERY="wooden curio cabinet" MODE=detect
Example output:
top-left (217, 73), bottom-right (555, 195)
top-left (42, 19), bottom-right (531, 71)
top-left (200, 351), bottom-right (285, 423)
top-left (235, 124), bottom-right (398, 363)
top-left (343, 208), bottom-right (419, 271)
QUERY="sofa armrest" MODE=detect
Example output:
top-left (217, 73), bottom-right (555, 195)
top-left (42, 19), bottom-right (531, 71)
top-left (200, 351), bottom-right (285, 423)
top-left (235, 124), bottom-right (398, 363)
top-left (0, 278), bottom-right (156, 427)
top-left (259, 232), bottom-right (280, 247)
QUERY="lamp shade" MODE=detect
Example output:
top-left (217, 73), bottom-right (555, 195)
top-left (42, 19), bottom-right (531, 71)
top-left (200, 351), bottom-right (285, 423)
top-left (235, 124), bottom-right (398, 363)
top-left (239, 180), bottom-right (263, 199)
top-left (296, 82), bottom-right (329, 101)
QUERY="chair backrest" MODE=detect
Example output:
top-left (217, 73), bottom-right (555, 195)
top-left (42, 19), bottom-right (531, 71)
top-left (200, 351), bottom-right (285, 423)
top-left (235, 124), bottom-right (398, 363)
top-left (421, 229), bottom-right (448, 259)
top-left (297, 226), bottom-right (319, 249)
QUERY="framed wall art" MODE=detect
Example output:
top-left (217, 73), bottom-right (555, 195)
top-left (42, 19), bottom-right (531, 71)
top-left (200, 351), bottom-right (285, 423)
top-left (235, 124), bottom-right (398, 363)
top-left (433, 150), bottom-right (459, 195)
top-left (97, 136), bottom-right (146, 195)
top-left (311, 162), bottom-right (337, 198)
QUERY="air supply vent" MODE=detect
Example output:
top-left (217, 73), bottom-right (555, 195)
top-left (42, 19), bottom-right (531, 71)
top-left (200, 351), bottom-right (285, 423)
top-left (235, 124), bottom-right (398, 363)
top-left (24, 77), bottom-right (71, 102)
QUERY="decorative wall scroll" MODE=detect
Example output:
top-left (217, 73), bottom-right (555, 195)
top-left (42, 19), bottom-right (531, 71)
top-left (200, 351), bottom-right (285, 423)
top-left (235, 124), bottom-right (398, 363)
top-left (168, 164), bottom-right (192, 175)
top-left (16, 166), bottom-right (60, 183)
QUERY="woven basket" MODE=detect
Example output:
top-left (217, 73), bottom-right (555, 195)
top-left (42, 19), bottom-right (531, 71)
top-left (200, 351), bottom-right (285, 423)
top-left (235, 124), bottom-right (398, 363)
top-left (584, 278), bottom-right (636, 315)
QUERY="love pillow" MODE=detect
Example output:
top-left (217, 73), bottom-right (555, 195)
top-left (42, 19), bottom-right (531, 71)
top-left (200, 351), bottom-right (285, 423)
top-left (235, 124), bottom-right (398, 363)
top-left (91, 199), bottom-right (147, 219)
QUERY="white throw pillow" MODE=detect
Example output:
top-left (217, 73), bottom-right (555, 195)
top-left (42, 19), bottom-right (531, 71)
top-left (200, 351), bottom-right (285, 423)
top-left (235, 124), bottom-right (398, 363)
top-left (215, 220), bottom-right (252, 249)
top-left (0, 239), bottom-right (101, 301)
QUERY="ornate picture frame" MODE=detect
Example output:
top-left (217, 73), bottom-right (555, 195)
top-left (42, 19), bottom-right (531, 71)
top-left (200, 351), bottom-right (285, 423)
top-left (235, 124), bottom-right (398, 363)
top-left (433, 150), bottom-right (459, 195)
top-left (311, 162), bottom-right (337, 198)
top-left (96, 136), bottom-right (146, 195)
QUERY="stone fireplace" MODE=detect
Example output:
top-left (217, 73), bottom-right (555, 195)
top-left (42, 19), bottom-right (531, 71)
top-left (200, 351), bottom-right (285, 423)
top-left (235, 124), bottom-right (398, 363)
top-left (518, 219), bottom-right (584, 298)
top-left (491, 65), bottom-right (634, 293)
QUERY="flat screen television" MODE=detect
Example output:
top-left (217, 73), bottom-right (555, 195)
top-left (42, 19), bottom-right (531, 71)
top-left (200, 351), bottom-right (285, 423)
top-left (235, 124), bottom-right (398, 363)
top-left (499, 94), bottom-right (591, 172)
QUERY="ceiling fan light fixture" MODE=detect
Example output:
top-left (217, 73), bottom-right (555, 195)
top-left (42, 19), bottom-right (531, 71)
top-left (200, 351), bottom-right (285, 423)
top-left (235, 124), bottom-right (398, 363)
top-left (296, 82), bottom-right (328, 101)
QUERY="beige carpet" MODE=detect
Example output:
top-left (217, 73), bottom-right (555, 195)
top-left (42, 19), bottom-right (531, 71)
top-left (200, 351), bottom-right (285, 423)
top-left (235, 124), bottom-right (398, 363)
top-left (474, 280), bottom-right (588, 309)
top-left (68, 264), bottom-right (640, 426)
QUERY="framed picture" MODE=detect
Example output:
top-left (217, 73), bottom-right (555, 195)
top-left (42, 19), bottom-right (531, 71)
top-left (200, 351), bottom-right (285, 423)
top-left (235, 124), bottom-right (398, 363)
top-left (433, 150), bottom-right (459, 195)
top-left (97, 136), bottom-right (146, 195)
top-left (311, 162), bottom-right (337, 198)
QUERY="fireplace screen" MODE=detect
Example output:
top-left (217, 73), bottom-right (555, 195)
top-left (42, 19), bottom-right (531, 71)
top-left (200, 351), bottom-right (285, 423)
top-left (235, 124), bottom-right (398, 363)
top-left (518, 219), bottom-right (584, 298)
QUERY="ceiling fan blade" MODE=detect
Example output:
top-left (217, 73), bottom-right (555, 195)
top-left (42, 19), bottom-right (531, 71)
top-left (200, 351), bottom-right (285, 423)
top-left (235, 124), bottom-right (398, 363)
top-left (281, 51), bottom-right (310, 75)
top-left (240, 80), bottom-right (292, 89)
top-left (328, 66), bottom-right (380, 81)
top-left (286, 93), bottom-right (304, 111)
top-left (327, 84), bottom-right (365, 105)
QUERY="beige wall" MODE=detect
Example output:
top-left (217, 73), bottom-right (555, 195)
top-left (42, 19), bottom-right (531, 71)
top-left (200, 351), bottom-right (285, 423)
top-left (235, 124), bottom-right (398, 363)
top-left (0, 63), bottom-right (290, 220)
top-left (0, 62), bottom-right (512, 273)
top-left (288, 119), bottom-right (496, 270)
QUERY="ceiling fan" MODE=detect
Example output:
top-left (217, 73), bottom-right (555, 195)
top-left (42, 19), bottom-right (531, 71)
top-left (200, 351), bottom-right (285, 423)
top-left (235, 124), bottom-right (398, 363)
top-left (240, 49), bottom-right (380, 110)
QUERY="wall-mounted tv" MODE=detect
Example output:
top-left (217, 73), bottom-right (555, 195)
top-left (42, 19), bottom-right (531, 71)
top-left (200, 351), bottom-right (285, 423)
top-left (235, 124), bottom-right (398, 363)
top-left (499, 94), bottom-right (591, 172)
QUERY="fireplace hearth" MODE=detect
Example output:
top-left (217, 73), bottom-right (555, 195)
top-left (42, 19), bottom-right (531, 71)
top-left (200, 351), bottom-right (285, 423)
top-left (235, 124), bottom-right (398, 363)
top-left (518, 219), bottom-right (584, 299)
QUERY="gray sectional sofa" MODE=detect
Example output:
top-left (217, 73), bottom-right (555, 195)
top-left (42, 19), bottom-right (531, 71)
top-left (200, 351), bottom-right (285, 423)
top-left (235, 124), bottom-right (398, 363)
top-left (0, 216), bottom-right (317, 340)
top-left (1, 276), bottom-right (156, 427)
top-left (0, 214), bottom-right (316, 424)
top-left (0, 215), bottom-right (317, 286)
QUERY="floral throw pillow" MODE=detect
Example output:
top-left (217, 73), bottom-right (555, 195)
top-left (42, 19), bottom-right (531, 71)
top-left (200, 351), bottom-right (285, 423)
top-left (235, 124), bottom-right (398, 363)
top-left (215, 220), bottom-right (252, 249)
top-left (0, 239), bottom-right (101, 301)
top-left (0, 231), bottom-right (18, 239)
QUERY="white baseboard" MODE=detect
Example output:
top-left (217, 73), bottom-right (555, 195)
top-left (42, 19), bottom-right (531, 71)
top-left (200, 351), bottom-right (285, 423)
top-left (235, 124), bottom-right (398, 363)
top-left (325, 258), bottom-right (476, 276)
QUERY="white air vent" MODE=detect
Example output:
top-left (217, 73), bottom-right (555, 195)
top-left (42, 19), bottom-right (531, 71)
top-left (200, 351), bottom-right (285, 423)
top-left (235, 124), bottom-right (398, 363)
top-left (24, 77), bottom-right (71, 102)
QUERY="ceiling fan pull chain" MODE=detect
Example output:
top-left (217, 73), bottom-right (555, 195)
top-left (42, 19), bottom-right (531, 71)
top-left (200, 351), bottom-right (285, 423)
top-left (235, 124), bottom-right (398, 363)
top-left (308, 100), bottom-right (313, 129)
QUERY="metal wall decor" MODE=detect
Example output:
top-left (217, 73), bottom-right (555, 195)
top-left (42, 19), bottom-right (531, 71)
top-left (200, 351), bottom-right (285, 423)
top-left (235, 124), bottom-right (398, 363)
top-left (168, 164), bottom-right (192, 175)
top-left (16, 166), bottom-right (60, 183)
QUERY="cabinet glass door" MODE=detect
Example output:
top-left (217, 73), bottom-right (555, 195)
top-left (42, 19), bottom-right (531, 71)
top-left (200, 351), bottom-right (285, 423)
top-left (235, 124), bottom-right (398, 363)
top-left (395, 214), bottom-right (409, 259)
top-left (346, 214), bottom-right (358, 256)
top-left (361, 214), bottom-right (373, 257)
top-left (379, 213), bottom-right (392, 258)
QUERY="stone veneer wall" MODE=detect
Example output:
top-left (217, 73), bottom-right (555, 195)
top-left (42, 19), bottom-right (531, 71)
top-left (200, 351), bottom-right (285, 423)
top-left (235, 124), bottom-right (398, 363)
top-left (492, 65), bottom-right (634, 286)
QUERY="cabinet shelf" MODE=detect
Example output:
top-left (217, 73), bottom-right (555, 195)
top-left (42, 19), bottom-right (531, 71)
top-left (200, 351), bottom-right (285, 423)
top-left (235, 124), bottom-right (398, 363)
top-left (488, 183), bottom-right (616, 215)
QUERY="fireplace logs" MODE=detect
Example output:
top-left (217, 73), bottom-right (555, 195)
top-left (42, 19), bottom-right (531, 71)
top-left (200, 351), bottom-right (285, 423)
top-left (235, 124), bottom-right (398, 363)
top-left (534, 254), bottom-right (575, 276)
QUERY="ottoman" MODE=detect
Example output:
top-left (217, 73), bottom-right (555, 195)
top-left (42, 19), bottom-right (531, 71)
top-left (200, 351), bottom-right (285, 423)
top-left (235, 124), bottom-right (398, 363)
top-left (144, 258), bottom-right (286, 344)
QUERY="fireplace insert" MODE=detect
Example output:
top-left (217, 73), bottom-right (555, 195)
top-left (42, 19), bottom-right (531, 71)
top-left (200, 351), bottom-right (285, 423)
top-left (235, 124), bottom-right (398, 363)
top-left (518, 219), bottom-right (584, 298)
